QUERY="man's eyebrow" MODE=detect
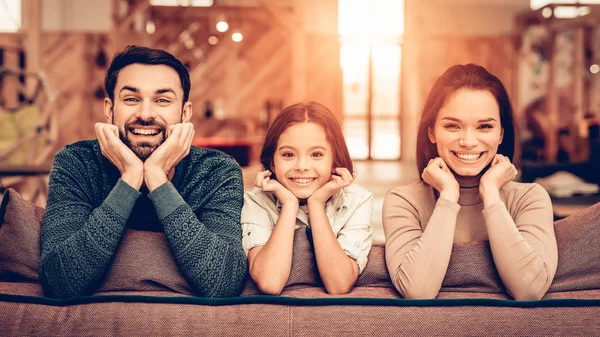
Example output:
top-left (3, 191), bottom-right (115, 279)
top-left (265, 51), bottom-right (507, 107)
top-left (119, 85), bottom-right (139, 93)
top-left (156, 88), bottom-right (177, 97)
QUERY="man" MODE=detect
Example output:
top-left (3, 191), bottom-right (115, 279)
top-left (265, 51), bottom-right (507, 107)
top-left (39, 45), bottom-right (247, 298)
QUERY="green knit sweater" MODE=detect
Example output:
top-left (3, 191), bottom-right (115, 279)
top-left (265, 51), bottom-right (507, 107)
top-left (39, 140), bottom-right (247, 299)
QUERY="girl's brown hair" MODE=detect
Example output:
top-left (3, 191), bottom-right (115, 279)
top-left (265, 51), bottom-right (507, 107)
top-left (260, 101), bottom-right (353, 180)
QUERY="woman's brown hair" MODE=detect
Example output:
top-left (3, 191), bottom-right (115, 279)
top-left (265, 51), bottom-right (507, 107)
top-left (416, 64), bottom-right (518, 175)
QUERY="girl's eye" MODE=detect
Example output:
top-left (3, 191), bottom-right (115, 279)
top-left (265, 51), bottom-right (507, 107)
top-left (311, 152), bottom-right (324, 158)
top-left (444, 123), bottom-right (459, 129)
top-left (281, 152), bottom-right (294, 158)
top-left (478, 124), bottom-right (493, 129)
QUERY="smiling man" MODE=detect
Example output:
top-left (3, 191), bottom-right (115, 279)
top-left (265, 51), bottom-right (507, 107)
top-left (39, 45), bottom-right (247, 299)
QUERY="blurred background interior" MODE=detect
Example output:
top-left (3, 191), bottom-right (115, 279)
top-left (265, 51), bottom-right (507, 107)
top-left (1, 0), bottom-right (600, 243)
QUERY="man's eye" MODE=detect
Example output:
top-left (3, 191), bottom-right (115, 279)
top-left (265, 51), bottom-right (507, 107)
top-left (124, 97), bottom-right (139, 102)
top-left (157, 98), bottom-right (171, 104)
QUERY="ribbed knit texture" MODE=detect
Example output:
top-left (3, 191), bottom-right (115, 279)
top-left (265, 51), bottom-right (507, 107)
top-left (39, 140), bottom-right (247, 299)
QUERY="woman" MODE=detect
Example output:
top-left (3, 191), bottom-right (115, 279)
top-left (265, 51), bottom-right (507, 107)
top-left (383, 64), bottom-right (557, 300)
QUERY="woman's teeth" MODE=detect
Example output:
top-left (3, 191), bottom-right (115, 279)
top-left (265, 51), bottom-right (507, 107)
top-left (455, 153), bottom-right (482, 161)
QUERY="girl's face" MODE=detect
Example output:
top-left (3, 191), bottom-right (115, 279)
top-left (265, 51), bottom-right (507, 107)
top-left (428, 89), bottom-right (504, 177)
top-left (271, 122), bottom-right (334, 200)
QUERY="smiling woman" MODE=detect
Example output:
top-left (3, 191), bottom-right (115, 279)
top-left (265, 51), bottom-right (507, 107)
top-left (383, 64), bottom-right (558, 301)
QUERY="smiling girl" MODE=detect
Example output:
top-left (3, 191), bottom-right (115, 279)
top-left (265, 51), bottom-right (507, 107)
top-left (383, 64), bottom-right (558, 300)
top-left (241, 102), bottom-right (373, 295)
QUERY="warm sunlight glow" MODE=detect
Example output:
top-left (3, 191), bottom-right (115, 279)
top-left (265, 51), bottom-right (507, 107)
top-left (0, 0), bottom-right (21, 32)
top-left (338, 0), bottom-right (403, 160)
top-left (151, 0), bottom-right (213, 6)
top-left (531, 0), bottom-right (600, 10)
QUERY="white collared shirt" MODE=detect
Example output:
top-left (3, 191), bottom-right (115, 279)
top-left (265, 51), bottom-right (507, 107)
top-left (241, 183), bottom-right (373, 273)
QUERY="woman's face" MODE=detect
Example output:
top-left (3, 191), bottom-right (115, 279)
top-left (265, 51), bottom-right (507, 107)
top-left (428, 89), bottom-right (504, 177)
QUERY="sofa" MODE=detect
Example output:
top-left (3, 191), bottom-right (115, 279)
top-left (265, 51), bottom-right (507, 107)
top-left (1, 188), bottom-right (600, 336)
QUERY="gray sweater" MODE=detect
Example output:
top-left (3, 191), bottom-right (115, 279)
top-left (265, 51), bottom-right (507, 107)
top-left (39, 140), bottom-right (247, 298)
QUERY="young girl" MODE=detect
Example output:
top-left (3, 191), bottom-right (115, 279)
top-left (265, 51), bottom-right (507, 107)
top-left (241, 101), bottom-right (373, 295)
top-left (383, 64), bottom-right (558, 300)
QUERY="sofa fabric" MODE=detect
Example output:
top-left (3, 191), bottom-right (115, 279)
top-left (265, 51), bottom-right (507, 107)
top-left (1, 189), bottom-right (600, 336)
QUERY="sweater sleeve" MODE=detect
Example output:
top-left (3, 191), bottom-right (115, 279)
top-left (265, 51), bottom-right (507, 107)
top-left (482, 183), bottom-right (557, 300)
top-left (148, 160), bottom-right (247, 298)
top-left (39, 149), bottom-right (140, 299)
top-left (382, 187), bottom-right (460, 299)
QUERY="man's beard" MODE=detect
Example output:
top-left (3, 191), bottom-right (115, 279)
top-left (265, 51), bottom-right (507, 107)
top-left (120, 119), bottom-right (167, 161)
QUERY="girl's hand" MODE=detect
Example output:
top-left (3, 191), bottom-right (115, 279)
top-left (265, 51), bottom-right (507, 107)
top-left (308, 167), bottom-right (353, 206)
top-left (480, 154), bottom-right (517, 193)
top-left (421, 157), bottom-right (459, 202)
top-left (255, 170), bottom-right (298, 207)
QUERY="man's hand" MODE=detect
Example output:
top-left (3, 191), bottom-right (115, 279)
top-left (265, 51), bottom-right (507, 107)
top-left (95, 122), bottom-right (143, 190)
top-left (421, 157), bottom-right (460, 203)
top-left (307, 167), bottom-right (353, 206)
top-left (479, 154), bottom-right (517, 205)
top-left (255, 170), bottom-right (298, 208)
top-left (144, 122), bottom-right (195, 191)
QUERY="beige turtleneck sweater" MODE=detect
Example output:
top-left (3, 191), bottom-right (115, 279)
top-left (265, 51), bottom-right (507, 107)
top-left (382, 181), bottom-right (558, 300)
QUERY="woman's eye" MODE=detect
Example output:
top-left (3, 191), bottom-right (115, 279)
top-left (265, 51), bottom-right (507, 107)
top-left (282, 152), bottom-right (294, 158)
top-left (444, 124), bottom-right (459, 129)
top-left (311, 152), bottom-right (324, 157)
top-left (478, 124), bottom-right (493, 129)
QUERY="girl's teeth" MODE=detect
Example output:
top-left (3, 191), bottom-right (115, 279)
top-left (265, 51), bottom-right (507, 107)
top-left (456, 153), bottom-right (481, 161)
top-left (293, 178), bottom-right (314, 184)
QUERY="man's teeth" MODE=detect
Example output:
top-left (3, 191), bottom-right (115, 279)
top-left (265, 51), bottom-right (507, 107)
top-left (455, 153), bottom-right (481, 161)
top-left (292, 178), bottom-right (315, 184)
top-left (132, 129), bottom-right (159, 136)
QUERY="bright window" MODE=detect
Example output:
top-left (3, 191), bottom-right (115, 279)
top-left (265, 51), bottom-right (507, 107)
top-left (338, 0), bottom-right (403, 160)
top-left (0, 0), bottom-right (21, 32)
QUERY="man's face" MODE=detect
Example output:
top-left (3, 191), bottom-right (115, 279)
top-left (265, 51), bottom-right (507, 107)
top-left (104, 64), bottom-right (192, 160)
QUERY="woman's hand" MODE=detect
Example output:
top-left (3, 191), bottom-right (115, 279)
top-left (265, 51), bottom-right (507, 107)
top-left (255, 170), bottom-right (298, 207)
top-left (421, 157), bottom-right (459, 203)
top-left (308, 167), bottom-right (353, 206)
top-left (479, 154), bottom-right (517, 203)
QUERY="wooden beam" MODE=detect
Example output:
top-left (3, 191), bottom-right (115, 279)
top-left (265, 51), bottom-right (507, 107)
top-left (24, 0), bottom-right (41, 100)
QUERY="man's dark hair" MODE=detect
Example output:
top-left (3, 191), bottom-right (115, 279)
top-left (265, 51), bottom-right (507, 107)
top-left (104, 45), bottom-right (191, 106)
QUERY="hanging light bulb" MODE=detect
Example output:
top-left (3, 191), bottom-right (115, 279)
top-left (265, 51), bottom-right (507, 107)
top-left (208, 35), bottom-right (219, 45)
top-left (216, 20), bottom-right (229, 33)
top-left (232, 31), bottom-right (243, 43)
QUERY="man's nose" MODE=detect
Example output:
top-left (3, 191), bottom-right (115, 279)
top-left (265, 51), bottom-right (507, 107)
top-left (135, 101), bottom-right (156, 120)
